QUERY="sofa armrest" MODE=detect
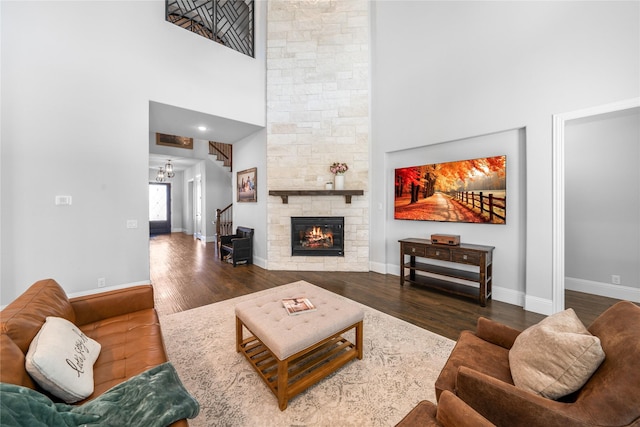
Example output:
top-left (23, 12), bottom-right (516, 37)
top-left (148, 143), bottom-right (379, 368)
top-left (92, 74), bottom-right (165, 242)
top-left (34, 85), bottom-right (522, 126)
top-left (70, 285), bottom-right (156, 326)
top-left (475, 317), bottom-right (521, 349)
top-left (456, 367), bottom-right (585, 427)
top-left (436, 391), bottom-right (495, 427)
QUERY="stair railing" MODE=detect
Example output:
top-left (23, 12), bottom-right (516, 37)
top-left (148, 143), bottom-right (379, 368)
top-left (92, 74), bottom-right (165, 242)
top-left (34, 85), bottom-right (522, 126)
top-left (215, 203), bottom-right (233, 249)
top-left (209, 141), bottom-right (232, 171)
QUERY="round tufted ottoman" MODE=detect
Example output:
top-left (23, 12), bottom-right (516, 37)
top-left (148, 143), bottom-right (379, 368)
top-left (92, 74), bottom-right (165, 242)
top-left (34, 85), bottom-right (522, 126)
top-left (235, 280), bottom-right (364, 410)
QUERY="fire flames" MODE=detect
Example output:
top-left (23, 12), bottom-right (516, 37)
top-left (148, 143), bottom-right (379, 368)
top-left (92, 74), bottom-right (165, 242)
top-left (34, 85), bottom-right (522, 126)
top-left (300, 226), bottom-right (334, 248)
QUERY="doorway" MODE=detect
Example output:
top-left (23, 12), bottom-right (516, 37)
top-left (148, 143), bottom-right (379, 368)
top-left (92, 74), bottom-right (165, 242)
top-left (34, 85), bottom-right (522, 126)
top-left (552, 98), bottom-right (640, 313)
top-left (149, 182), bottom-right (172, 234)
top-left (194, 176), bottom-right (203, 240)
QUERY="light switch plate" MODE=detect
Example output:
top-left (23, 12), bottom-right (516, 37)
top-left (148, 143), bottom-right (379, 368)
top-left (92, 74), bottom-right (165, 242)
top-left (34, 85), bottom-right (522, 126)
top-left (55, 195), bottom-right (72, 206)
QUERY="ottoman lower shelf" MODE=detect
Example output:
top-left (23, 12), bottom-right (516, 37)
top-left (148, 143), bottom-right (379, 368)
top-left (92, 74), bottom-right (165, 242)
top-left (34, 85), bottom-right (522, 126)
top-left (236, 316), bottom-right (363, 410)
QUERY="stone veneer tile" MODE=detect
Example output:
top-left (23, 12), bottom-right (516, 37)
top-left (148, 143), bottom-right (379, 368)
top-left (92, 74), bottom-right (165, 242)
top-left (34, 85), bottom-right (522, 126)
top-left (267, 0), bottom-right (369, 272)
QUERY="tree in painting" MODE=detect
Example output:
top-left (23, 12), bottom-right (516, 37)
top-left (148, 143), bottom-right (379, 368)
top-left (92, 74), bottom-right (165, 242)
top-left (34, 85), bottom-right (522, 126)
top-left (394, 155), bottom-right (506, 224)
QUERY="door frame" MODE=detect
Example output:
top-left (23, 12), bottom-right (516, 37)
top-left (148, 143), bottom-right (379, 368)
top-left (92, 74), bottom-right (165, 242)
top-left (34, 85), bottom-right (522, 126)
top-left (149, 182), bottom-right (172, 235)
top-left (551, 97), bottom-right (640, 313)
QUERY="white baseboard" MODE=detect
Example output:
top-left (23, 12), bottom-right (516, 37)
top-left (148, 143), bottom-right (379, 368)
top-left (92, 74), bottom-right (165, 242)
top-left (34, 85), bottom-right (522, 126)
top-left (566, 277), bottom-right (640, 302)
top-left (492, 286), bottom-right (524, 307)
top-left (254, 256), bottom-right (267, 269)
top-left (369, 261), bottom-right (387, 274)
top-left (67, 280), bottom-right (151, 299)
top-left (524, 295), bottom-right (554, 316)
top-left (385, 263), bottom-right (401, 277)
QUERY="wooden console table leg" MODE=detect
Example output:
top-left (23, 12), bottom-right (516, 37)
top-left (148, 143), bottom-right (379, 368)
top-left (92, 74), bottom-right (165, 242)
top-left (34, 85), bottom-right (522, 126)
top-left (400, 248), bottom-right (405, 286)
top-left (409, 255), bottom-right (416, 281)
top-left (479, 253), bottom-right (487, 307)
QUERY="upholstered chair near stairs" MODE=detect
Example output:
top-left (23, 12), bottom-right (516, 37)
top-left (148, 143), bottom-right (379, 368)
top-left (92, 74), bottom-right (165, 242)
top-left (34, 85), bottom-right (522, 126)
top-left (219, 226), bottom-right (254, 267)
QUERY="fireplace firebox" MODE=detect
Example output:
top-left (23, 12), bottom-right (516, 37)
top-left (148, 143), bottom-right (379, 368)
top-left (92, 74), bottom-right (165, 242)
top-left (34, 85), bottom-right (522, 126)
top-left (291, 217), bottom-right (344, 256)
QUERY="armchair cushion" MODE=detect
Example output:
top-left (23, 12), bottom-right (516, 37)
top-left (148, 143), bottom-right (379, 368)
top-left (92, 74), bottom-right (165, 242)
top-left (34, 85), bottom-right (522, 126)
top-left (509, 308), bottom-right (605, 400)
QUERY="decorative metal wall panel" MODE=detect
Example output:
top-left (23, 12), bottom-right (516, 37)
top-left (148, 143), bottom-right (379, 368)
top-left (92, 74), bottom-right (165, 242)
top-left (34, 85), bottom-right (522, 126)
top-left (166, 0), bottom-right (254, 57)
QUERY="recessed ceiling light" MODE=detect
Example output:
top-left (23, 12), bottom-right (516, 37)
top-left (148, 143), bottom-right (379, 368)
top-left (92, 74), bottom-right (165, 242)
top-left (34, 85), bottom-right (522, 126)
top-left (198, 126), bottom-right (207, 131)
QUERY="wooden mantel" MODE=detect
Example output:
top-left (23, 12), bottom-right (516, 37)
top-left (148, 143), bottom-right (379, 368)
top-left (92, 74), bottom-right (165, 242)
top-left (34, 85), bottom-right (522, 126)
top-left (269, 190), bottom-right (364, 204)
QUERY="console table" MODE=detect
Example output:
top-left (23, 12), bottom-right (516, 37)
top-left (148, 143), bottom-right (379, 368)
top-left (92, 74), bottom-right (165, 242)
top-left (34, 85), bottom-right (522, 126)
top-left (399, 238), bottom-right (494, 306)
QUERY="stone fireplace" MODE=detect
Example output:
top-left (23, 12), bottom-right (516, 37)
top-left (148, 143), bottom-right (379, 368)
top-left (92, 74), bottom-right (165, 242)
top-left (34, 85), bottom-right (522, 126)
top-left (291, 217), bottom-right (344, 257)
top-left (265, 0), bottom-right (370, 272)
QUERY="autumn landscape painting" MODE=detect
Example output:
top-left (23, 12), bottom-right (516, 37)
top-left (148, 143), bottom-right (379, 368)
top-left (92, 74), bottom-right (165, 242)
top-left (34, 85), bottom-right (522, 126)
top-left (394, 155), bottom-right (507, 224)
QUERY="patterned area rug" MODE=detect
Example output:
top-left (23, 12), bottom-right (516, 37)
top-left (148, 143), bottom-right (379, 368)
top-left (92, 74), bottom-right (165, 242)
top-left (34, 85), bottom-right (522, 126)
top-left (160, 281), bottom-right (455, 427)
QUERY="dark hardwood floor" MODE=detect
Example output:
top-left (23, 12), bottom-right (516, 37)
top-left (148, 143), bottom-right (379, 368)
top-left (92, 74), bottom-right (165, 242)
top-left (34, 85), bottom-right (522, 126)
top-left (150, 233), bottom-right (623, 341)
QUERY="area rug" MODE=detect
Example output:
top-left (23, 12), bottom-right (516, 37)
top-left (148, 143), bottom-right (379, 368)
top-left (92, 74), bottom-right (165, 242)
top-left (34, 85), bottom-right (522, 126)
top-left (160, 281), bottom-right (456, 427)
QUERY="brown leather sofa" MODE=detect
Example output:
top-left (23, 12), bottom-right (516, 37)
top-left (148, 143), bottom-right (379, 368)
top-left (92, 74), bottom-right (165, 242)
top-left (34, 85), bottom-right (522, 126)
top-left (434, 301), bottom-right (640, 427)
top-left (1, 278), bottom-right (188, 427)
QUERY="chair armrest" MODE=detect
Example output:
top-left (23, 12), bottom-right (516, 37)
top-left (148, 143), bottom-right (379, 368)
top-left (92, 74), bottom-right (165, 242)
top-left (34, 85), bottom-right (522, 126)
top-left (436, 391), bottom-right (495, 427)
top-left (220, 234), bottom-right (239, 245)
top-left (231, 237), bottom-right (251, 248)
top-left (456, 367), bottom-right (585, 427)
top-left (476, 317), bottom-right (521, 349)
top-left (70, 285), bottom-right (156, 326)
top-left (394, 400), bottom-right (438, 427)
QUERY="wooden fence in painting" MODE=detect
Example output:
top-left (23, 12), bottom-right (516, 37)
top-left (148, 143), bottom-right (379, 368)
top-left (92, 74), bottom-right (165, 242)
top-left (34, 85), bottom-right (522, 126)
top-left (454, 191), bottom-right (506, 223)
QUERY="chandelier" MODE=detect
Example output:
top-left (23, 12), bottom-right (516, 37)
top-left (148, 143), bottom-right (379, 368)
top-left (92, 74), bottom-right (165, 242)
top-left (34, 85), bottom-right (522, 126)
top-left (155, 159), bottom-right (176, 182)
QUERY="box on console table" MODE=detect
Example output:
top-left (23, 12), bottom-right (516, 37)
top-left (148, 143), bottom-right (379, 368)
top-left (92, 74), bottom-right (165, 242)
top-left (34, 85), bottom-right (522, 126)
top-left (399, 238), bottom-right (494, 306)
top-left (430, 234), bottom-right (460, 246)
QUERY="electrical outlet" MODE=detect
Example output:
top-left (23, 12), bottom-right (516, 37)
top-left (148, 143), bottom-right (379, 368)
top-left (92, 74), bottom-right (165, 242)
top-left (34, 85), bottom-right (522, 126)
top-left (98, 278), bottom-right (106, 288)
top-left (611, 275), bottom-right (621, 285)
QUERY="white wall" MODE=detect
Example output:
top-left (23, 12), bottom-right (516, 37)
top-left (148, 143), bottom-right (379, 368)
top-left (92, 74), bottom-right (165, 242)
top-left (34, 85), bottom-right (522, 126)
top-left (371, 1), bottom-right (639, 313)
top-left (233, 129), bottom-right (267, 267)
top-left (565, 107), bottom-right (640, 299)
top-left (0, 0), bottom-right (266, 303)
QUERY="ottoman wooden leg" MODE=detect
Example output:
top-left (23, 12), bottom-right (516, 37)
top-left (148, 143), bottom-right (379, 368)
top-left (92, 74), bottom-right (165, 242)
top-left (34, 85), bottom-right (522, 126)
top-left (235, 316), bottom-right (243, 353)
top-left (356, 320), bottom-right (363, 359)
top-left (277, 359), bottom-right (288, 410)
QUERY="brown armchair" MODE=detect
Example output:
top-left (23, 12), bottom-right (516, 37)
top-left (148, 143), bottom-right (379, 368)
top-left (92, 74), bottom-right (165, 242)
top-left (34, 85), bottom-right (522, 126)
top-left (435, 301), bottom-right (640, 427)
top-left (395, 390), bottom-right (495, 427)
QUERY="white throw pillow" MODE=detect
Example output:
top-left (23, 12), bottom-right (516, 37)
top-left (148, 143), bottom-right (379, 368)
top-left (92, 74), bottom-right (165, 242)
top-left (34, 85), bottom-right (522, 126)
top-left (25, 316), bottom-right (101, 403)
top-left (509, 308), bottom-right (605, 400)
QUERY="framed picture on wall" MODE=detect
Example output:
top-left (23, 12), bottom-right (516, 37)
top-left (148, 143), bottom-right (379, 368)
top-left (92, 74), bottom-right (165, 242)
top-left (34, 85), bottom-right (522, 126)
top-left (156, 133), bottom-right (193, 150)
top-left (237, 167), bottom-right (257, 202)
